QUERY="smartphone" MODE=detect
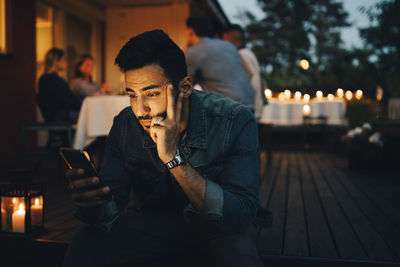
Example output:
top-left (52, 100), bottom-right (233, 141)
top-left (60, 148), bottom-right (112, 200)
top-left (59, 147), bottom-right (98, 177)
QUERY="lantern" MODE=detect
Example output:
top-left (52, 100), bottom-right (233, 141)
top-left (0, 183), bottom-right (44, 235)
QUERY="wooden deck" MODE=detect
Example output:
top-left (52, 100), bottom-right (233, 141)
top-left (2, 150), bottom-right (400, 266)
top-left (258, 150), bottom-right (400, 265)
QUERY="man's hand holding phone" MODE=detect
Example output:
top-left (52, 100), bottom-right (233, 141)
top-left (60, 148), bottom-right (113, 208)
top-left (66, 168), bottom-right (112, 208)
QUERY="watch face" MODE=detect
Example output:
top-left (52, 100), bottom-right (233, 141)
top-left (175, 154), bottom-right (183, 164)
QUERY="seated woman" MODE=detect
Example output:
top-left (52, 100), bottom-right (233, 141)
top-left (71, 54), bottom-right (112, 99)
top-left (37, 48), bottom-right (82, 124)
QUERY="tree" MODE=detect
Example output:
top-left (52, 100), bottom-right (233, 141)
top-left (243, 0), bottom-right (350, 91)
top-left (360, 0), bottom-right (400, 98)
top-left (307, 0), bottom-right (350, 85)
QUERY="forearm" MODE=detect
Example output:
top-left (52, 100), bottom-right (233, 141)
top-left (169, 163), bottom-right (206, 212)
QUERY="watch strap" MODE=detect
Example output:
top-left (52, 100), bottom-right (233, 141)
top-left (164, 149), bottom-right (185, 169)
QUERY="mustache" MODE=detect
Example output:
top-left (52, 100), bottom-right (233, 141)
top-left (137, 112), bottom-right (166, 121)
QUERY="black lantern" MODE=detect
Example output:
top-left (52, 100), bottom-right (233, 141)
top-left (0, 183), bottom-right (44, 235)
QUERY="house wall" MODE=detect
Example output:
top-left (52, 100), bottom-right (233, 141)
top-left (105, 2), bottom-right (189, 92)
top-left (0, 0), bottom-right (36, 162)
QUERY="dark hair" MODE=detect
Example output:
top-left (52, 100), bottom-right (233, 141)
top-left (44, 48), bottom-right (64, 73)
top-left (74, 54), bottom-right (94, 82)
top-left (115, 30), bottom-right (187, 91)
top-left (224, 24), bottom-right (246, 48)
top-left (186, 15), bottom-right (214, 37)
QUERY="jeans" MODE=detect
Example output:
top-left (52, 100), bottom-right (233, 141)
top-left (63, 209), bottom-right (264, 267)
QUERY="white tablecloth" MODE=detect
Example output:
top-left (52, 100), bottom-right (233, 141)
top-left (73, 95), bottom-right (130, 149)
top-left (259, 99), bottom-right (345, 126)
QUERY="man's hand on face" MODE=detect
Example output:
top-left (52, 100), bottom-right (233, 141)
top-left (66, 168), bottom-right (112, 208)
top-left (149, 84), bottom-right (184, 163)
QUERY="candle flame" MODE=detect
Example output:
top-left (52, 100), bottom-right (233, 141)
top-left (284, 89), bottom-right (291, 100)
top-left (35, 198), bottom-right (40, 206)
top-left (303, 104), bottom-right (311, 116)
top-left (264, 89), bottom-right (272, 99)
top-left (345, 90), bottom-right (353, 101)
top-left (337, 88), bottom-right (344, 98)
top-left (303, 94), bottom-right (310, 103)
top-left (19, 203), bottom-right (25, 211)
top-left (294, 91), bottom-right (302, 101)
top-left (316, 90), bottom-right (323, 99)
top-left (355, 89), bottom-right (363, 100)
top-left (327, 94), bottom-right (334, 101)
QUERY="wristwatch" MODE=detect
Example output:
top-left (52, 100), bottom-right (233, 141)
top-left (165, 149), bottom-right (186, 169)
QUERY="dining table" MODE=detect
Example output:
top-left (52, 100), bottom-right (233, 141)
top-left (259, 98), bottom-right (346, 126)
top-left (73, 95), bottom-right (130, 149)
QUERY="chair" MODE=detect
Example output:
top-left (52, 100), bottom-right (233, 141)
top-left (17, 105), bottom-right (74, 175)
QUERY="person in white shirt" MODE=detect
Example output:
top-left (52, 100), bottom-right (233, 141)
top-left (223, 24), bottom-right (265, 120)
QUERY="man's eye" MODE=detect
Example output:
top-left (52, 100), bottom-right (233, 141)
top-left (128, 94), bottom-right (137, 99)
top-left (147, 92), bottom-right (160, 97)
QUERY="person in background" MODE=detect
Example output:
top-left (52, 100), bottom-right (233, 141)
top-left (71, 54), bottom-right (112, 99)
top-left (185, 15), bottom-right (255, 110)
top-left (223, 24), bottom-right (265, 120)
top-left (37, 48), bottom-right (81, 124)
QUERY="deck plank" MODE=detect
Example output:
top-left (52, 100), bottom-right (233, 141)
top-left (297, 151), bottom-right (338, 258)
top-left (305, 152), bottom-right (368, 259)
top-left (258, 151), bottom-right (288, 255)
top-left (283, 152), bottom-right (309, 256)
top-left (324, 154), bottom-right (400, 261)
top-left (313, 153), bottom-right (398, 262)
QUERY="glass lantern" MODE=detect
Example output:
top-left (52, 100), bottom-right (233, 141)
top-left (0, 183), bottom-right (44, 235)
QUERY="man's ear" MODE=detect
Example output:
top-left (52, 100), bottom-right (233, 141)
top-left (178, 76), bottom-right (193, 98)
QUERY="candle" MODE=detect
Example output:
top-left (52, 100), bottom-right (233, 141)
top-left (316, 90), bottom-right (323, 99)
top-left (294, 91), bottom-right (302, 101)
top-left (12, 203), bottom-right (25, 233)
top-left (264, 89), bottom-right (272, 100)
top-left (337, 88), bottom-right (344, 98)
top-left (345, 90), bottom-right (353, 101)
top-left (303, 94), bottom-right (310, 103)
top-left (31, 198), bottom-right (43, 227)
top-left (278, 92), bottom-right (285, 101)
top-left (355, 89), bottom-right (363, 100)
top-left (303, 104), bottom-right (311, 116)
top-left (284, 89), bottom-right (291, 100)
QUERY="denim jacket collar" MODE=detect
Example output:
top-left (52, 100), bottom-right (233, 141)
top-left (142, 90), bottom-right (207, 150)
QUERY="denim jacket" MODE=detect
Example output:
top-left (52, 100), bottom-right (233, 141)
top-left (77, 90), bottom-right (272, 234)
